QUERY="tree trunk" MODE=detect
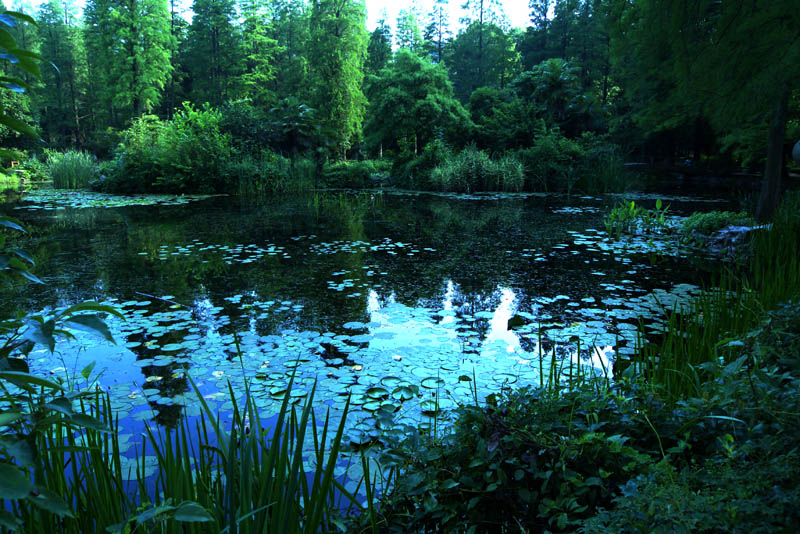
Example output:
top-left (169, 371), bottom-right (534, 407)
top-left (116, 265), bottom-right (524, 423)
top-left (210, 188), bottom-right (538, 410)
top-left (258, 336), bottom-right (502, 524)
top-left (756, 86), bottom-right (789, 221)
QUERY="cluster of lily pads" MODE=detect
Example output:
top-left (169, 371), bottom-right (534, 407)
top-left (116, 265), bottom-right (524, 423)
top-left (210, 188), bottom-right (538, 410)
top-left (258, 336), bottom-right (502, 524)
top-left (15, 190), bottom-right (217, 210)
top-left (141, 240), bottom-right (292, 263)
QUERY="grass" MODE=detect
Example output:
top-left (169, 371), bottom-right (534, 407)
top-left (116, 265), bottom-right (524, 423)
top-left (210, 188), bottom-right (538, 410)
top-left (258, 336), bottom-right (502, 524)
top-left (5, 376), bottom-right (367, 533)
top-left (47, 150), bottom-right (96, 189)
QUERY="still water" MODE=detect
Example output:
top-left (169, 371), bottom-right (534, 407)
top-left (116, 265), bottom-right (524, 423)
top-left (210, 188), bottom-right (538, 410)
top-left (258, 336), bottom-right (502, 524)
top-left (3, 189), bottom-right (729, 478)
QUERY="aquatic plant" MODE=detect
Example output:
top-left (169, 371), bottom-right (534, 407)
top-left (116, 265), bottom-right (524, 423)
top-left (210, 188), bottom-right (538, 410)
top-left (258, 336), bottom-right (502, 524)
top-left (429, 147), bottom-right (524, 193)
top-left (604, 199), bottom-right (670, 239)
top-left (47, 150), bottom-right (96, 189)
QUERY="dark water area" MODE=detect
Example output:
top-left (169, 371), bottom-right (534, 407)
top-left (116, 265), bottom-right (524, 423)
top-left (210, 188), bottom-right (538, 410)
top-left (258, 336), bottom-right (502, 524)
top-left (1, 188), bottom-right (734, 487)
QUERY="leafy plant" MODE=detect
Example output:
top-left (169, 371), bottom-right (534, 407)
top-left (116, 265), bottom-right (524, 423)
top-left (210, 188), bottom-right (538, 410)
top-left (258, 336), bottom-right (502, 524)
top-left (681, 210), bottom-right (755, 237)
top-left (47, 149), bottom-right (96, 189)
top-left (429, 146), bottom-right (524, 192)
top-left (604, 199), bottom-right (670, 239)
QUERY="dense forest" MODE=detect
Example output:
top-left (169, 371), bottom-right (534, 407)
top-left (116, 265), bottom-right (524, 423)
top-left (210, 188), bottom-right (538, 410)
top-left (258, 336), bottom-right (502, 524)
top-left (2, 0), bottom-right (798, 217)
top-left (2, 1), bottom-right (800, 532)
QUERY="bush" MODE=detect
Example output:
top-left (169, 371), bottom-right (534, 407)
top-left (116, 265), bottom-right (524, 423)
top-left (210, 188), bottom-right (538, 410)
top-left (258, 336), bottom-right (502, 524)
top-left (223, 153), bottom-right (316, 195)
top-left (99, 104), bottom-right (232, 194)
top-left (429, 146), bottom-right (524, 192)
top-left (681, 210), bottom-right (755, 236)
top-left (515, 130), bottom-right (584, 192)
top-left (393, 139), bottom-right (451, 190)
top-left (321, 159), bottom-right (390, 189)
top-left (47, 150), bottom-right (96, 189)
top-left (515, 132), bottom-right (631, 194)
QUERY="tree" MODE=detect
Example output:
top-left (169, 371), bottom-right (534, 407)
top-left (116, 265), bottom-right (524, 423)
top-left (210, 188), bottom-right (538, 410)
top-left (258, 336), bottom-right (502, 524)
top-left (36, 0), bottom-right (89, 145)
top-left (239, 0), bottom-right (282, 107)
top-left (446, 21), bottom-right (520, 101)
top-left (423, 0), bottom-right (451, 63)
top-left (84, 0), bottom-right (172, 121)
top-left (307, 0), bottom-right (368, 157)
top-left (268, 0), bottom-right (310, 99)
top-left (185, 0), bottom-right (240, 106)
top-left (366, 17), bottom-right (392, 76)
top-left (610, 0), bottom-right (800, 219)
top-left (365, 49), bottom-right (470, 156)
top-left (396, 8), bottom-right (422, 52)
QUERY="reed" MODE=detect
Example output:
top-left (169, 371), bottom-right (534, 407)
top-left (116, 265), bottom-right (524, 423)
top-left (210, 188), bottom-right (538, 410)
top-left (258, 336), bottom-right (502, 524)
top-left (48, 150), bottom-right (96, 189)
top-left (5, 378), bottom-right (365, 533)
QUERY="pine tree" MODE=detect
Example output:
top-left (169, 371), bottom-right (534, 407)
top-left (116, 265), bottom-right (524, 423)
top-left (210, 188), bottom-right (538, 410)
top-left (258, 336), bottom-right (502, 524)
top-left (366, 17), bottom-right (392, 75)
top-left (423, 0), bottom-right (451, 63)
top-left (240, 0), bottom-right (282, 107)
top-left (307, 0), bottom-right (368, 157)
top-left (84, 0), bottom-right (172, 122)
top-left (185, 0), bottom-right (241, 106)
top-left (396, 9), bottom-right (422, 52)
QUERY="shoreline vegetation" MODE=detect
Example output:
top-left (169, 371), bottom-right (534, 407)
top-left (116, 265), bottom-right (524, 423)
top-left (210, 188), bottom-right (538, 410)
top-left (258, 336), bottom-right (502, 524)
top-left (2, 0), bottom-right (799, 531)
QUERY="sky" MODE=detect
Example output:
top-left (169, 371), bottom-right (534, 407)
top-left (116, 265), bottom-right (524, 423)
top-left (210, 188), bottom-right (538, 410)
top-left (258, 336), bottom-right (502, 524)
top-left (4, 0), bottom-right (532, 32)
top-left (365, 0), bottom-right (531, 32)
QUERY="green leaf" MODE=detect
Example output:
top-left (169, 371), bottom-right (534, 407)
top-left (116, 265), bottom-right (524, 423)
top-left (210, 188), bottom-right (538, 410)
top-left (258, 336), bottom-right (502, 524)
top-left (68, 413), bottom-right (110, 433)
top-left (0, 462), bottom-right (32, 499)
top-left (3, 11), bottom-right (37, 26)
top-left (0, 371), bottom-right (63, 391)
top-left (0, 113), bottom-right (39, 138)
top-left (45, 397), bottom-right (74, 416)
top-left (80, 362), bottom-right (96, 380)
top-left (15, 268), bottom-right (43, 284)
top-left (174, 501), bottom-right (213, 522)
top-left (63, 314), bottom-right (115, 343)
top-left (62, 302), bottom-right (125, 320)
top-left (0, 410), bottom-right (22, 426)
top-left (28, 488), bottom-right (73, 517)
top-left (22, 318), bottom-right (55, 350)
top-left (0, 510), bottom-right (20, 530)
top-left (0, 217), bottom-right (25, 233)
top-left (0, 28), bottom-right (16, 49)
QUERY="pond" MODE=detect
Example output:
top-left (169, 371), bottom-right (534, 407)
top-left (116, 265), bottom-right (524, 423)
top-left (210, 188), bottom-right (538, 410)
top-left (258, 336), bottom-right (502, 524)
top-left (2, 188), bottom-right (732, 485)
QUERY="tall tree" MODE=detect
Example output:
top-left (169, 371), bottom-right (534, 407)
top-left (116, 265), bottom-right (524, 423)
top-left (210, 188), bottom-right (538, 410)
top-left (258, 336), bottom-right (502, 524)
top-left (185, 0), bottom-right (240, 106)
top-left (366, 16), bottom-right (392, 75)
top-left (84, 0), bottom-right (172, 121)
top-left (446, 21), bottom-right (520, 101)
top-left (365, 48), bottom-right (469, 156)
top-left (239, 0), bottom-right (282, 106)
top-left (307, 0), bottom-right (368, 157)
top-left (423, 0), bottom-right (451, 63)
top-left (395, 8), bottom-right (423, 52)
top-left (269, 0), bottom-right (310, 99)
top-left (460, 0), bottom-right (506, 84)
top-left (36, 0), bottom-right (90, 145)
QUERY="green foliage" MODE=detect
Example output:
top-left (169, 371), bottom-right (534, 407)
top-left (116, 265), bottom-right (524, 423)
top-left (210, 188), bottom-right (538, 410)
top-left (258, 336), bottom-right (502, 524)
top-left (224, 152), bottom-right (315, 196)
top-left (514, 129), bottom-right (583, 192)
top-left (604, 199), bottom-right (670, 239)
top-left (429, 146), bottom-right (524, 192)
top-left (101, 104), bottom-right (232, 194)
top-left (365, 49), bottom-right (470, 159)
top-left (681, 211), bottom-right (755, 237)
top-left (750, 192), bottom-right (800, 309)
top-left (47, 149), bottom-right (96, 189)
top-left (321, 159), bottom-right (390, 189)
top-left (307, 0), bottom-right (368, 156)
top-left (83, 0), bottom-right (172, 118)
top-left (392, 138), bottom-right (451, 190)
top-left (185, 0), bottom-right (241, 106)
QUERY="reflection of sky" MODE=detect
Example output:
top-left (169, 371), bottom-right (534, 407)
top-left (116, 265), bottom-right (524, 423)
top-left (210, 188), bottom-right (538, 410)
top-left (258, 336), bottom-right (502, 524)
top-left (366, 284), bottom-right (613, 374)
top-left (482, 287), bottom-right (521, 357)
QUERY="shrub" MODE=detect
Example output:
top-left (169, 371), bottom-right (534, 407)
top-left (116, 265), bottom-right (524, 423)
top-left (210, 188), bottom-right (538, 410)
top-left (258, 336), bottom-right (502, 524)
top-left (681, 210), bottom-right (755, 236)
top-left (429, 146), bottom-right (524, 192)
top-left (47, 149), bottom-right (96, 189)
top-left (223, 153), bottom-right (316, 195)
top-left (515, 130), bottom-right (584, 192)
top-left (392, 139), bottom-right (452, 189)
top-left (321, 159), bottom-right (390, 189)
top-left (100, 104), bottom-right (232, 194)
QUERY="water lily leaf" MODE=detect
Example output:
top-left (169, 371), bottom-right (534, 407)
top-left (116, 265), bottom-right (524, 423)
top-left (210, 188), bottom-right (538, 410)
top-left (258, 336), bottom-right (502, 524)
top-left (174, 501), bottom-right (213, 522)
top-left (0, 462), bottom-right (32, 498)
